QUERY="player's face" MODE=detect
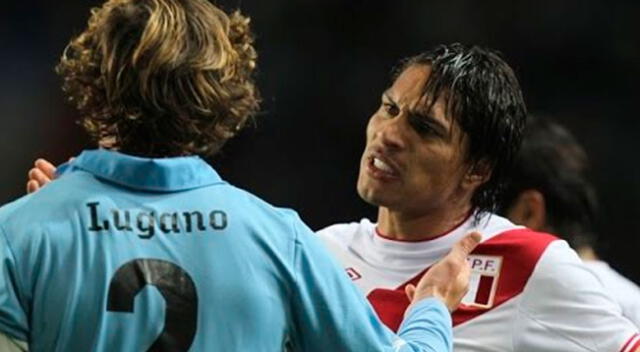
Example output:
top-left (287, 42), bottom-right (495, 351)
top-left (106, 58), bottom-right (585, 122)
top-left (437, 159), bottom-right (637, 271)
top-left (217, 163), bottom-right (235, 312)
top-left (357, 64), bottom-right (471, 216)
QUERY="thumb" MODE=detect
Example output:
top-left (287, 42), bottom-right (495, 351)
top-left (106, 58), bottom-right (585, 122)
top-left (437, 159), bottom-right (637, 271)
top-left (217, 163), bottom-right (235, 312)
top-left (404, 284), bottom-right (416, 301)
top-left (451, 231), bottom-right (482, 259)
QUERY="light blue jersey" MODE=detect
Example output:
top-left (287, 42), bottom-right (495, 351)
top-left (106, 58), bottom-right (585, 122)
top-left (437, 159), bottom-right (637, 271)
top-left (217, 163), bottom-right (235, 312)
top-left (0, 149), bottom-right (452, 351)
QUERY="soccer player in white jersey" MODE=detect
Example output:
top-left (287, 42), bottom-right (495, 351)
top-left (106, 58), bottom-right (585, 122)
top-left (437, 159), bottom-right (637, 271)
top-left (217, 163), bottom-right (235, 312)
top-left (501, 116), bottom-right (640, 327)
top-left (0, 1), bottom-right (479, 350)
top-left (314, 44), bottom-right (640, 352)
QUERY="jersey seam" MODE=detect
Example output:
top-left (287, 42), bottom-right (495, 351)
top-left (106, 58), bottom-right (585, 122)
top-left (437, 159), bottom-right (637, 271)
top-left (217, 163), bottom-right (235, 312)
top-left (289, 215), bottom-right (302, 350)
top-left (0, 225), bottom-right (26, 296)
top-left (517, 304), bottom-right (600, 351)
top-left (290, 217), bottom-right (301, 290)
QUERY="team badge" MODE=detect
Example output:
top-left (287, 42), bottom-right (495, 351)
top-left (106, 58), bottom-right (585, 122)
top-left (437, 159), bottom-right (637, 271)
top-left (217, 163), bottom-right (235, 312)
top-left (461, 255), bottom-right (503, 308)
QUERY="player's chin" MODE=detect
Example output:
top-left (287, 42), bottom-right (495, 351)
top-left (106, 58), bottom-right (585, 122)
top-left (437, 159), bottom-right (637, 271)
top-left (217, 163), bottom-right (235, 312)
top-left (357, 180), bottom-right (396, 207)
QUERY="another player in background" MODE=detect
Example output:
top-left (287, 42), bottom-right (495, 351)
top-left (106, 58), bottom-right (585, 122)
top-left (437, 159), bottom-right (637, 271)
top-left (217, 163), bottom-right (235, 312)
top-left (315, 44), bottom-right (640, 351)
top-left (500, 116), bottom-right (640, 327)
top-left (1, 1), bottom-right (478, 351)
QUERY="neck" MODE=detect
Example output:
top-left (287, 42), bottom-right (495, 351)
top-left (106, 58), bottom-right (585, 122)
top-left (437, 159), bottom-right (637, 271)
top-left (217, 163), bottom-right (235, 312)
top-left (376, 204), bottom-right (473, 241)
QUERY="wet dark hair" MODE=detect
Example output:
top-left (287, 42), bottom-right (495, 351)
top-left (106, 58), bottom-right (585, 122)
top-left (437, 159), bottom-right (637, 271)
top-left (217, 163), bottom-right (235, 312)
top-left (395, 43), bottom-right (527, 216)
top-left (500, 116), bottom-right (598, 249)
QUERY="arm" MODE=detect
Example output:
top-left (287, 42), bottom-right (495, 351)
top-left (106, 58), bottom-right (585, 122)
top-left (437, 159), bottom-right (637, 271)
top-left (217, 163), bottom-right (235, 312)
top-left (289, 219), bottom-right (478, 352)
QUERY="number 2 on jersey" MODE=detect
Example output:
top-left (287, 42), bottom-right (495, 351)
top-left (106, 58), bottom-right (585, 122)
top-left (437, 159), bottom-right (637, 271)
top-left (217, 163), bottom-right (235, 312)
top-left (107, 259), bottom-right (198, 351)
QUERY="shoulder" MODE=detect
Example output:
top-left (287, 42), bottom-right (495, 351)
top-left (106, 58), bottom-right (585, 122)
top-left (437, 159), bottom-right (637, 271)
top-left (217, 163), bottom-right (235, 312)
top-left (0, 195), bottom-right (35, 227)
top-left (481, 228), bottom-right (558, 255)
top-left (583, 261), bottom-right (640, 327)
top-left (455, 224), bottom-right (561, 324)
top-left (510, 239), bottom-right (596, 309)
top-left (486, 232), bottom-right (581, 299)
top-left (583, 261), bottom-right (640, 295)
top-left (224, 185), bottom-right (311, 236)
top-left (0, 185), bottom-right (66, 245)
top-left (513, 240), bottom-right (639, 351)
top-left (473, 214), bottom-right (559, 263)
top-left (0, 171), bottom-right (98, 231)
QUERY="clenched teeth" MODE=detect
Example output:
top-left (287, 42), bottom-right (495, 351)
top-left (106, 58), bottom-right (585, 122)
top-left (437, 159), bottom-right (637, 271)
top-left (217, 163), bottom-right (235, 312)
top-left (373, 158), bottom-right (394, 173)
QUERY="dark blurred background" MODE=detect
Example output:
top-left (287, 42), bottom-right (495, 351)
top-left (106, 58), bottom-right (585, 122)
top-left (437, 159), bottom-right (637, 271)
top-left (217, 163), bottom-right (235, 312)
top-left (1, 0), bottom-right (638, 282)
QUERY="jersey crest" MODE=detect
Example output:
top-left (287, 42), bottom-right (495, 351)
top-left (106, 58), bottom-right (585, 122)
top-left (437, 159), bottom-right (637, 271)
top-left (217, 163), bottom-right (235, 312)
top-left (461, 255), bottom-right (503, 308)
top-left (366, 229), bottom-right (558, 330)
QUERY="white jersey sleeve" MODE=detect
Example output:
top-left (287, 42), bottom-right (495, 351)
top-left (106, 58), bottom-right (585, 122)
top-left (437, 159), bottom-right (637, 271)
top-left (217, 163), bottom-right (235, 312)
top-left (514, 240), bottom-right (639, 351)
top-left (583, 260), bottom-right (640, 328)
top-left (0, 332), bottom-right (27, 351)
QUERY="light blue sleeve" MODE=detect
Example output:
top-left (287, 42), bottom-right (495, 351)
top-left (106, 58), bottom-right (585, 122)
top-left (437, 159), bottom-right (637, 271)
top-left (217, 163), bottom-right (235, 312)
top-left (0, 226), bottom-right (29, 342)
top-left (289, 220), bottom-right (452, 352)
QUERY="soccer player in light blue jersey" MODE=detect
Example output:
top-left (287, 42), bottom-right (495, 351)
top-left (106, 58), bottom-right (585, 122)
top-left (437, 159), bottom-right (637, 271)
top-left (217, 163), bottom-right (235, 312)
top-left (0, 1), bottom-right (479, 351)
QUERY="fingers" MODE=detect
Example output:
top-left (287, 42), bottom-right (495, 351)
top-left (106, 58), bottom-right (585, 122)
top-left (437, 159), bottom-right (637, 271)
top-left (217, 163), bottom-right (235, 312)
top-left (35, 158), bottom-right (57, 179)
top-left (26, 180), bottom-right (40, 194)
top-left (404, 284), bottom-right (416, 301)
top-left (28, 167), bottom-right (52, 188)
top-left (26, 158), bottom-right (65, 194)
top-left (450, 231), bottom-right (482, 260)
top-left (457, 262), bottom-right (472, 296)
top-left (410, 232), bottom-right (481, 310)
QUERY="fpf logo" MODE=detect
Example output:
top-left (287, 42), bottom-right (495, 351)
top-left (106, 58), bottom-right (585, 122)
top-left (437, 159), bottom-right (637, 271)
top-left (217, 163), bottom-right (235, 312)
top-left (461, 255), bottom-right (503, 308)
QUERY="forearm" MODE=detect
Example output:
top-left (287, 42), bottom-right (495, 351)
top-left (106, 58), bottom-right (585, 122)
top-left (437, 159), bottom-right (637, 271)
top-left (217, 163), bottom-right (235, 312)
top-left (292, 238), bottom-right (454, 352)
top-left (395, 298), bottom-right (452, 352)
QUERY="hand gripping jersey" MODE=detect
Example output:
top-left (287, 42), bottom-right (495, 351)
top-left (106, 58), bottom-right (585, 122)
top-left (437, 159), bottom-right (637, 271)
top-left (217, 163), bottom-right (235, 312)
top-left (318, 214), bottom-right (640, 352)
top-left (0, 149), bottom-right (453, 352)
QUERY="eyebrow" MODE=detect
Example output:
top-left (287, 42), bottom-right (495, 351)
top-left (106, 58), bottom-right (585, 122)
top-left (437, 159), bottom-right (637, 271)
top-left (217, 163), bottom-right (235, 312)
top-left (414, 110), bottom-right (449, 137)
top-left (383, 90), bottom-right (448, 135)
top-left (382, 90), bottom-right (394, 103)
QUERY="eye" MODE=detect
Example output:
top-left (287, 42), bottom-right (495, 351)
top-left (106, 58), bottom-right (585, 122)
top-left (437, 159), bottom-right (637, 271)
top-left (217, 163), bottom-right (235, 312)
top-left (409, 114), bottom-right (439, 137)
top-left (382, 102), bottom-right (400, 117)
top-left (412, 121), bottom-right (433, 135)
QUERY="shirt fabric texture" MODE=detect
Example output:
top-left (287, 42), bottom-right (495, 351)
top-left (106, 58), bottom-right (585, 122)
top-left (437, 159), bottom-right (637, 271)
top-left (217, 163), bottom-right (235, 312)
top-left (583, 260), bottom-right (640, 328)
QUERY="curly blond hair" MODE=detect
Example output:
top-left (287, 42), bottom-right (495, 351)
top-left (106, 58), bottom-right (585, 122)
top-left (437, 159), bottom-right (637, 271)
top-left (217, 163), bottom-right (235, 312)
top-left (57, 0), bottom-right (260, 157)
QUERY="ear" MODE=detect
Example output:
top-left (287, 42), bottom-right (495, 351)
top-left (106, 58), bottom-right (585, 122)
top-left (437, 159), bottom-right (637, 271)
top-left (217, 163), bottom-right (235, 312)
top-left (506, 189), bottom-right (546, 231)
top-left (462, 160), bottom-right (492, 190)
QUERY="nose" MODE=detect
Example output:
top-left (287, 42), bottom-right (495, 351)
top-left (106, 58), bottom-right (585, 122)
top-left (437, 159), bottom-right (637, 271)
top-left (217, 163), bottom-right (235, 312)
top-left (374, 117), bottom-right (407, 151)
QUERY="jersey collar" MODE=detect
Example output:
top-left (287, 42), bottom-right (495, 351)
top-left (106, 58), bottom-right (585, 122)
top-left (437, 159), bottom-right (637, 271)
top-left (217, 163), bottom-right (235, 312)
top-left (59, 149), bottom-right (225, 192)
top-left (355, 213), bottom-right (522, 270)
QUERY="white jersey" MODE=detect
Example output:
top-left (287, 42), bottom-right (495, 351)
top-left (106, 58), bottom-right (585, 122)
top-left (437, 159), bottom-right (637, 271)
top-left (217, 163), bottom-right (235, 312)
top-left (584, 260), bottom-right (640, 328)
top-left (317, 213), bottom-right (640, 352)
